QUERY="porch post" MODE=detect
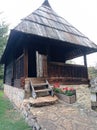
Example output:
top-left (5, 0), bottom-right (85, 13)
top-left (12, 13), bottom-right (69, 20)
top-left (84, 54), bottom-right (87, 67)
top-left (24, 48), bottom-right (28, 77)
top-left (84, 54), bottom-right (88, 78)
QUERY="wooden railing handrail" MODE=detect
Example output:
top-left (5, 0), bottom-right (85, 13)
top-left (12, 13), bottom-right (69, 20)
top-left (48, 62), bottom-right (86, 68)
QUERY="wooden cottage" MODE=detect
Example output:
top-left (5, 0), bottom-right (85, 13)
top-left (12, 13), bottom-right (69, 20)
top-left (1, 0), bottom-right (97, 107)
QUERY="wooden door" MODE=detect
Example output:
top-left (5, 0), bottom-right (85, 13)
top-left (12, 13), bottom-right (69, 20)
top-left (36, 51), bottom-right (48, 77)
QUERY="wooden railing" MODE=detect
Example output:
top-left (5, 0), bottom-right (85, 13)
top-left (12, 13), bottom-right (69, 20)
top-left (48, 62), bottom-right (88, 79)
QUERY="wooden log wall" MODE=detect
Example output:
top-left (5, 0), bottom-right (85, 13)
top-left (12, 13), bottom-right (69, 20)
top-left (5, 54), bottom-right (24, 87)
top-left (5, 62), bottom-right (13, 85)
top-left (14, 79), bottom-right (21, 88)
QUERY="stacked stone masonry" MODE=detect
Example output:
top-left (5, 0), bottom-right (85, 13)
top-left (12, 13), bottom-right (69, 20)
top-left (4, 84), bottom-right (25, 108)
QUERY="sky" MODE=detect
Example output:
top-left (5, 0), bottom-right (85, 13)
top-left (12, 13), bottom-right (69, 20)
top-left (0, 0), bottom-right (97, 66)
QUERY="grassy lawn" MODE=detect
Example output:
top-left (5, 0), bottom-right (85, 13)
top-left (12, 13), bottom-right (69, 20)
top-left (0, 79), bottom-right (3, 90)
top-left (0, 91), bottom-right (32, 130)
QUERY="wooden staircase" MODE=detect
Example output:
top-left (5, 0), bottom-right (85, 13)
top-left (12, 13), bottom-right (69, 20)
top-left (30, 78), bottom-right (54, 99)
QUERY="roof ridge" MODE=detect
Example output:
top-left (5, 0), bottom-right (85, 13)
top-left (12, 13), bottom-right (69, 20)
top-left (42, 0), bottom-right (51, 8)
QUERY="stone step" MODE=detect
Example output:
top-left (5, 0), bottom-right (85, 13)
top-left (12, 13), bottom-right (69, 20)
top-left (28, 95), bottom-right (58, 107)
top-left (35, 88), bottom-right (52, 93)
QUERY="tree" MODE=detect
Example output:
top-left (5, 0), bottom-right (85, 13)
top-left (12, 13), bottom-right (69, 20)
top-left (0, 21), bottom-right (8, 57)
top-left (88, 66), bottom-right (97, 79)
top-left (0, 17), bottom-right (8, 87)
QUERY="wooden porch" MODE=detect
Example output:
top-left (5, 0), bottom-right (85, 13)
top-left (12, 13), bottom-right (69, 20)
top-left (4, 49), bottom-right (89, 88)
top-left (14, 62), bottom-right (88, 88)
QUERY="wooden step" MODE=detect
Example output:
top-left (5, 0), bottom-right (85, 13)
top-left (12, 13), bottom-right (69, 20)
top-left (31, 78), bottom-right (46, 84)
top-left (30, 78), bottom-right (54, 98)
top-left (35, 88), bottom-right (52, 93)
top-left (32, 83), bottom-right (48, 87)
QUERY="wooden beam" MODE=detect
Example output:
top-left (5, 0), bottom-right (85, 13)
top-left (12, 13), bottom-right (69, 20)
top-left (24, 48), bottom-right (28, 77)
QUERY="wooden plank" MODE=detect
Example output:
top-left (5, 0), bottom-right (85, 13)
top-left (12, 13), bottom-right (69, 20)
top-left (32, 83), bottom-right (48, 87)
top-left (35, 88), bottom-right (52, 93)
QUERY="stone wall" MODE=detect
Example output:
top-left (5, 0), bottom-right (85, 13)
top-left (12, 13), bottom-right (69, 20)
top-left (4, 84), bottom-right (25, 108)
top-left (75, 85), bottom-right (91, 109)
top-left (60, 84), bottom-right (91, 109)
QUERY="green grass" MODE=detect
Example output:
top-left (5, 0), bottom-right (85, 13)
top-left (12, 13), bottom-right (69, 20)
top-left (0, 91), bottom-right (32, 130)
top-left (0, 79), bottom-right (3, 90)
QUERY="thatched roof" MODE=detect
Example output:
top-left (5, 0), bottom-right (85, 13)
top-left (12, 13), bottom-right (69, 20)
top-left (15, 0), bottom-right (97, 49)
top-left (1, 0), bottom-right (97, 63)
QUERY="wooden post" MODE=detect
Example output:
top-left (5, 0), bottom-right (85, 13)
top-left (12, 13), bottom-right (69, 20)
top-left (36, 51), bottom-right (40, 77)
top-left (24, 48), bottom-right (28, 78)
top-left (84, 54), bottom-right (88, 79)
top-left (84, 54), bottom-right (87, 67)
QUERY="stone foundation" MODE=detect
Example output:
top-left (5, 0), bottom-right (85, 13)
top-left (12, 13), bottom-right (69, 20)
top-left (4, 83), bottom-right (91, 109)
top-left (4, 84), bottom-right (25, 108)
top-left (76, 85), bottom-right (91, 109)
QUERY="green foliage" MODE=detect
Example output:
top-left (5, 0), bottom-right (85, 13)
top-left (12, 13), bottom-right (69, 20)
top-left (88, 66), bottom-right (97, 79)
top-left (0, 21), bottom-right (8, 56)
top-left (0, 91), bottom-right (31, 130)
top-left (0, 79), bottom-right (3, 90)
top-left (53, 88), bottom-right (62, 93)
top-left (64, 90), bottom-right (74, 96)
top-left (54, 87), bottom-right (75, 96)
top-left (0, 17), bottom-right (9, 83)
